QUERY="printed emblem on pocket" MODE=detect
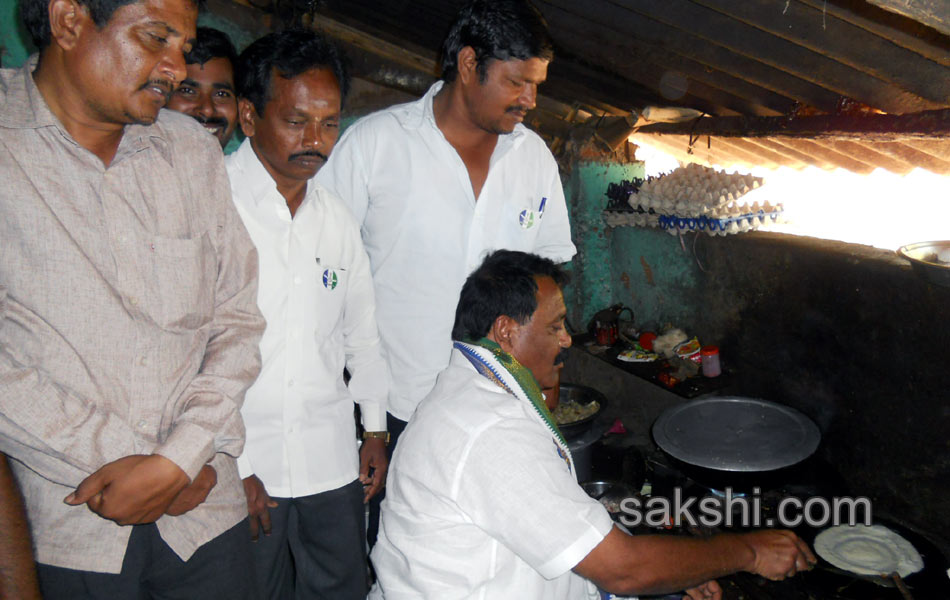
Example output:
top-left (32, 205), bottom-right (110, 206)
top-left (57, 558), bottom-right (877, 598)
top-left (519, 209), bottom-right (536, 229)
top-left (322, 269), bottom-right (338, 290)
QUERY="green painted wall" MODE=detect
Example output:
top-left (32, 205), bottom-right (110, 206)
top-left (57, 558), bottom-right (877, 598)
top-left (563, 160), bottom-right (645, 332)
top-left (1, 0), bottom-right (32, 68)
top-left (0, 0), bottom-right (253, 68)
top-left (608, 227), bottom-right (701, 332)
top-left (563, 159), bottom-right (702, 335)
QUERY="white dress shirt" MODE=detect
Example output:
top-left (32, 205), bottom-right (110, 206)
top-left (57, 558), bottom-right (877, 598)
top-left (316, 81), bottom-right (576, 421)
top-left (227, 139), bottom-right (389, 498)
top-left (370, 350), bottom-right (612, 599)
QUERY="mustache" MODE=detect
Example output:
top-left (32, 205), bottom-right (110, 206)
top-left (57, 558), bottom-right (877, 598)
top-left (289, 150), bottom-right (329, 162)
top-left (506, 105), bottom-right (529, 116)
top-left (141, 79), bottom-right (174, 100)
top-left (193, 115), bottom-right (229, 128)
top-left (555, 347), bottom-right (569, 365)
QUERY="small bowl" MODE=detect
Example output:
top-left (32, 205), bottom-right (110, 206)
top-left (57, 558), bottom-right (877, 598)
top-left (897, 241), bottom-right (950, 288)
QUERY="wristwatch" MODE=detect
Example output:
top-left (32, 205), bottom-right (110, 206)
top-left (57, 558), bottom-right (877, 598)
top-left (362, 431), bottom-right (390, 445)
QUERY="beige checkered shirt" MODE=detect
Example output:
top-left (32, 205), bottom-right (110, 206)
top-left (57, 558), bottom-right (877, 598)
top-left (0, 59), bottom-right (265, 573)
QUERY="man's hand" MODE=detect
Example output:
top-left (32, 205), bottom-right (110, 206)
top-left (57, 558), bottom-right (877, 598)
top-left (64, 454), bottom-right (190, 525)
top-left (743, 530), bottom-right (816, 580)
top-left (165, 464), bottom-right (217, 516)
top-left (359, 437), bottom-right (388, 503)
top-left (683, 579), bottom-right (722, 600)
top-left (243, 475), bottom-right (277, 541)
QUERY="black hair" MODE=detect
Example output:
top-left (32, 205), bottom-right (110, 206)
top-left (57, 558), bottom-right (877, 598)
top-left (20, 0), bottom-right (200, 50)
top-left (236, 28), bottom-right (349, 116)
top-left (440, 0), bottom-right (554, 84)
top-left (452, 250), bottom-right (567, 342)
top-left (184, 26), bottom-right (237, 67)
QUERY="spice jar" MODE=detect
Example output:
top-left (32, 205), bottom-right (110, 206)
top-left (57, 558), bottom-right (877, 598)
top-left (700, 345), bottom-right (721, 378)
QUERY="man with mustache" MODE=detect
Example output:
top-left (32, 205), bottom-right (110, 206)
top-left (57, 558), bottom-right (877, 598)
top-left (371, 250), bottom-right (816, 600)
top-left (167, 27), bottom-right (239, 149)
top-left (316, 0), bottom-right (576, 549)
top-left (227, 29), bottom-right (390, 599)
top-left (0, 0), bottom-right (266, 597)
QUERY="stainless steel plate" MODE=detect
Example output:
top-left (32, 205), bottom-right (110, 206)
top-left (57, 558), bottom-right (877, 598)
top-left (897, 241), bottom-right (950, 288)
top-left (652, 397), bottom-right (821, 472)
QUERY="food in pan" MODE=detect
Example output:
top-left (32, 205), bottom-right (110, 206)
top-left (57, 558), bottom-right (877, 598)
top-left (554, 400), bottom-right (600, 425)
top-left (814, 524), bottom-right (923, 578)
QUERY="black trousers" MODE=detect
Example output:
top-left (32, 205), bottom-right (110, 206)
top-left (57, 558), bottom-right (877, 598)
top-left (37, 518), bottom-right (255, 600)
top-left (251, 479), bottom-right (367, 600)
top-left (366, 413), bottom-right (408, 550)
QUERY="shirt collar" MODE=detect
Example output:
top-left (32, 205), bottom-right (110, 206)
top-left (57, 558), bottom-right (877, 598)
top-left (410, 80), bottom-right (527, 148)
top-left (231, 137), bottom-right (284, 206)
top-left (0, 55), bottom-right (173, 166)
top-left (0, 55), bottom-right (63, 130)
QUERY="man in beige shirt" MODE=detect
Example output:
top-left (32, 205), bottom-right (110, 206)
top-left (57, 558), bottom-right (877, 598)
top-left (0, 0), bottom-right (265, 596)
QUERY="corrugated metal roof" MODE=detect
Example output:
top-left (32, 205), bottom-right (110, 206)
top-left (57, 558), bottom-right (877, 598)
top-left (217, 0), bottom-right (950, 174)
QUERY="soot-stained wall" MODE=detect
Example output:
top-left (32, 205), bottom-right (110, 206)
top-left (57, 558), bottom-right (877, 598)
top-left (599, 224), bottom-right (950, 553)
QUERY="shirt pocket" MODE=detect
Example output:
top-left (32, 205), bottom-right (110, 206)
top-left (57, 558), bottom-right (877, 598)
top-left (144, 233), bottom-right (216, 331)
top-left (498, 194), bottom-right (544, 250)
top-left (313, 264), bottom-right (347, 341)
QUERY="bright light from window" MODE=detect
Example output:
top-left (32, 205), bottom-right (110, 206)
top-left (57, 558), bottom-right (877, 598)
top-left (634, 140), bottom-right (950, 250)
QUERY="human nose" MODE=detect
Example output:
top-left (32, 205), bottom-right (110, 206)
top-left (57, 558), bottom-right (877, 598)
top-left (559, 326), bottom-right (572, 348)
top-left (195, 92), bottom-right (215, 118)
top-left (160, 50), bottom-right (188, 88)
top-left (519, 83), bottom-right (538, 111)
top-left (302, 122), bottom-right (325, 149)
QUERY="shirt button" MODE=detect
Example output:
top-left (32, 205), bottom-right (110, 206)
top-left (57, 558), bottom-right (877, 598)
top-left (130, 297), bottom-right (139, 306)
top-left (294, 276), bottom-right (302, 285)
top-left (117, 235), bottom-right (127, 244)
top-left (139, 357), bottom-right (148, 366)
top-left (288, 379), bottom-right (295, 387)
top-left (137, 420), bottom-right (148, 429)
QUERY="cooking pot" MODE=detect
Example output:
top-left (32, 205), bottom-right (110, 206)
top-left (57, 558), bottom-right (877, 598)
top-left (556, 383), bottom-right (608, 440)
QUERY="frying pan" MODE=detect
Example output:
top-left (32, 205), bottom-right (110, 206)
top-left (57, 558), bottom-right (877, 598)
top-left (652, 397), bottom-right (821, 473)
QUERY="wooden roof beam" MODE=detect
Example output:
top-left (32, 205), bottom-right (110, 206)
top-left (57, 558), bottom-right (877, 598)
top-left (743, 137), bottom-right (832, 170)
top-left (773, 138), bottom-right (876, 174)
top-left (613, 0), bottom-right (939, 113)
top-left (866, 0), bottom-right (950, 38)
top-left (875, 142), bottom-right (950, 175)
top-left (634, 108), bottom-right (950, 140)
top-left (691, 0), bottom-right (950, 106)
top-left (828, 140), bottom-right (915, 174)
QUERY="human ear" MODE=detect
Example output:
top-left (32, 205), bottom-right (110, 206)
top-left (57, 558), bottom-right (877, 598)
top-left (48, 0), bottom-right (87, 51)
top-left (489, 314), bottom-right (520, 353)
top-left (237, 98), bottom-right (257, 138)
top-left (456, 46), bottom-right (478, 86)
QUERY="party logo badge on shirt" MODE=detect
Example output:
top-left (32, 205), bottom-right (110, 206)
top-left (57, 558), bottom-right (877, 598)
top-left (519, 209), bottom-right (536, 229)
top-left (322, 269), bottom-right (339, 290)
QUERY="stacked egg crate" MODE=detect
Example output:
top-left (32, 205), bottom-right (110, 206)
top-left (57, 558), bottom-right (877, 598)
top-left (603, 164), bottom-right (783, 236)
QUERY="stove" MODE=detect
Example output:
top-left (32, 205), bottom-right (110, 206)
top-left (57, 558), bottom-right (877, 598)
top-left (605, 450), bottom-right (950, 599)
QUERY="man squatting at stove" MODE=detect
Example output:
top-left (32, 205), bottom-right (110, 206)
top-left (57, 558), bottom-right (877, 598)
top-left (371, 249), bottom-right (818, 600)
top-left (225, 29), bottom-right (390, 599)
top-left (166, 26), bottom-right (240, 149)
top-left (0, 0), bottom-right (267, 596)
top-left (316, 0), bottom-right (577, 549)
